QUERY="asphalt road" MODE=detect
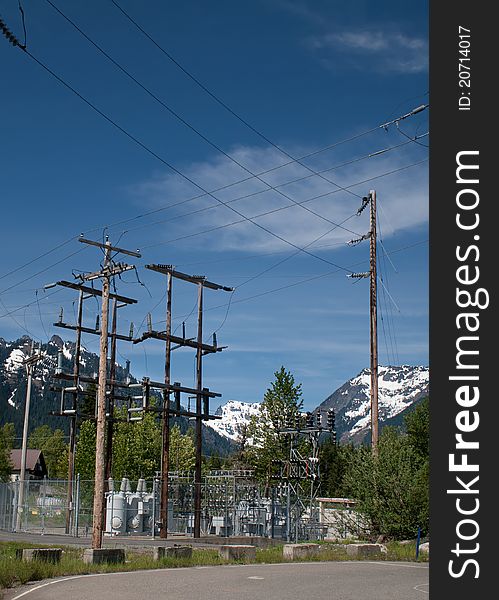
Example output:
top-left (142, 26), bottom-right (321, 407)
top-left (5, 561), bottom-right (429, 600)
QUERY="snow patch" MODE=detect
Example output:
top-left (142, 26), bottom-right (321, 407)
top-left (205, 400), bottom-right (260, 441)
top-left (7, 388), bottom-right (17, 407)
top-left (4, 348), bottom-right (26, 373)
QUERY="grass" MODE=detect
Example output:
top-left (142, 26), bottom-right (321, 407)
top-left (0, 539), bottom-right (428, 595)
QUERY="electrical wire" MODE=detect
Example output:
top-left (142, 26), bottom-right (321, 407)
top-left (115, 135), bottom-right (426, 242)
top-left (43, 0), bottom-right (367, 252)
top-left (1, 25), bottom-right (427, 290)
top-left (152, 238), bottom-right (428, 326)
top-left (17, 0), bottom-right (27, 48)
top-left (0, 235), bottom-right (78, 283)
top-left (109, 0), bottom-right (428, 201)
top-left (1, 12), bottom-right (429, 343)
top-left (0, 244), bottom-right (88, 297)
top-left (141, 158), bottom-right (428, 249)
top-left (20, 48), bottom-right (361, 273)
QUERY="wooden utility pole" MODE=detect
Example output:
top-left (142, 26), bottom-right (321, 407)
top-left (194, 281), bottom-right (203, 538)
top-left (369, 190), bottom-right (379, 453)
top-left (91, 242), bottom-right (112, 549)
top-left (348, 190), bottom-right (379, 452)
top-left (159, 271), bottom-right (172, 539)
top-left (75, 236), bottom-right (140, 550)
top-left (104, 298), bottom-right (118, 485)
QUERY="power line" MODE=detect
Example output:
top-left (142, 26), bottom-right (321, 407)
top-left (43, 0), bottom-right (373, 254)
top-left (0, 245), bottom-right (89, 297)
top-left (116, 135), bottom-right (426, 242)
top-left (151, 238), bottom-right (428, 327)
top-left (0, 236), bottom-right (77, 283)
top-left (17, 48), bottom-right (359, 273)
top-left (1, 17), bottom-right (429, 322)
top-left (0, 288), bottom-right (63, 322)
top-left (108, 0), bottom-right (428, 201)
top-left (141, 158), bottom-right (428, 249)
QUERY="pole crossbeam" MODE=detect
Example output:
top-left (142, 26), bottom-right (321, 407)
top-left (54, 321), bottom-right (133, 342)
top-left (45, 280), bottom-right (137, 304)
top-left (133, 330), bottom-right (225, 354)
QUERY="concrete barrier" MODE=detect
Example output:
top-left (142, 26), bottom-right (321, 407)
top-left (346, 543), bottom-right (386, 558)
top-left (153, 545), bottom-right (193, 560)
top-left (17, 548), bottom-right (62, 563)
top-left (219, 545), bottom-right (256, 561)
top-left (283, 544), bottom-right (321, 560)
top-left (419, 542), bottom-right (429, 554)
top-left (83, 548), bottom-right (126, 564)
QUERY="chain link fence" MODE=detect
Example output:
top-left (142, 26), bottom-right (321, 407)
top-left (1, 474), bottom-right (359, 541)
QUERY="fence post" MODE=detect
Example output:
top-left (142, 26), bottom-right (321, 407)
top-left (151, 478), bottom-right (156, 539)
top-left (41, 476), bottom-right (47, 533)
top-left (11, 480), bottom-right (19, 532)
top-left (23, 479), bottom-right (29, 531)
top-left (74, 474), bottom-right (80, 537)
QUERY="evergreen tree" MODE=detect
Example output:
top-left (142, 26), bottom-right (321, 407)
top-left (0, 423), bottom-right (15, 481)
top-left (343, 426), bottom-right (429, 539)
top-left (28, 425), bottom-right (68, 478)
top-left (74, 410), bottom-right (197, 484)
top-left (405, 397), bottom-right (429, 460)
top-left (319, 439), bottom-right (355, 498)
top-left (74, 420), bottom-right (96, 482)
top-left (170, 424), bottom-right (196, 473)
top-left (246, 366), bottom-right (303, 482)
top-left (111, 410), bottom-right (161, 482)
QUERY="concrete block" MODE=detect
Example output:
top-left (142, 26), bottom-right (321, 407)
top-left (17, 548), bottom-right (62, 563)
top-left (219, 545), bottom-right (256, 561)
top-left (419, 542), bottom-right (429, 554)
top-left (83, 548), bottom-right (125, 565)
top-left (283, 544), bottom-right (321, 560)
top-left (346, 543), bottom-right (386, 558)
top-left (153, 545), bottom-right (193, 560)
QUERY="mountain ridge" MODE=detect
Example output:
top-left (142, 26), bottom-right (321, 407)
top-left (0, 335), bottom-right (234, 455)
top-left (205, 365), bottom-right (429, 444)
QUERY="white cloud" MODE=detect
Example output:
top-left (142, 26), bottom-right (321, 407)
top-left (127, 141), bottom-right (428, 255)
top-left (308, 29), bottom-right (428, 74)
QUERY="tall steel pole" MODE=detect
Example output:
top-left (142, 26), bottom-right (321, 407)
top-left (16, 342), bottom-right (42, 531)
top-left (369, 190), bottom-right (379, 452)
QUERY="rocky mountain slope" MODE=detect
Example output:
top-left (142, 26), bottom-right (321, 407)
top-left (205, 365), bottom-right (429, 445)
top-left (0, 335), bottom-right (234, 455)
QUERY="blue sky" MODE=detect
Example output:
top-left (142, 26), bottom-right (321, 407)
top-left (1, 0), bottom-right (428, 411)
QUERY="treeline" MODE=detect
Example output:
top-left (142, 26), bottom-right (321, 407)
top-left (0, 366), bottom-right (429, 540)
top-left (318, 398), bottom-right (429, 539)
top-left (235, 366), bottom-right (430, 540)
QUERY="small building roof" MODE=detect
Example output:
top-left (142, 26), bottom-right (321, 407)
top-left (9, 449), bottom-right (47, 473)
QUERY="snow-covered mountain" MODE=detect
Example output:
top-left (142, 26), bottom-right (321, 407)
top-left (0, 335), bottom-right (235, 455)
top-left (204, 365), bottom-right (429, 445)
top-left (0, 334), bottom-right (124, 411)
top-left (205, 400), bottom-right (260, 441)
top-left (316, 365), bottom-right (429, 443)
